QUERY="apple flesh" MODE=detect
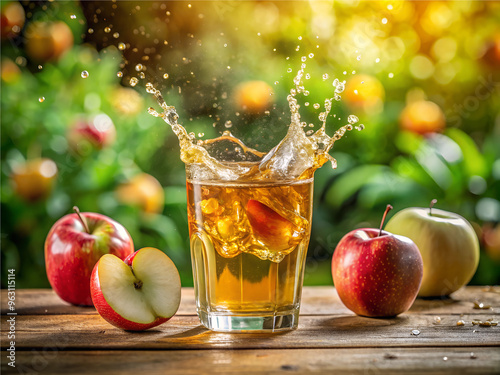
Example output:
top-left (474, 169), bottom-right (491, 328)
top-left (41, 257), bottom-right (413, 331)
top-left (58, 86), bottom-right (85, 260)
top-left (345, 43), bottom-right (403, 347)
top-left (385, 207), bottom-right (480, 297)
top-left (45, 209), bottom-right (134, 306)
top-left (332, 228), bottom-right (423, 317)
top-left (246, 199), bottom-right (296, 252)
top-left (91, 247), bottom-right (181, 331)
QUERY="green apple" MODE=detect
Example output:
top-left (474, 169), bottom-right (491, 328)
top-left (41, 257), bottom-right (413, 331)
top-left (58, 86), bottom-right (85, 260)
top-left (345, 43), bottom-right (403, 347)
top-left (385, 205), bottom-right (479, 297)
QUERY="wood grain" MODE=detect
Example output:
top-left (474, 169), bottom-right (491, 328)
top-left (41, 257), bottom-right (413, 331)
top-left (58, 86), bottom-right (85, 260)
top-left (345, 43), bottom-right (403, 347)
top-left (2, 312), bottom-right (499, 350)
top-left (1, 287), bottom-right (499, 374)
top-left (2, 348), bottom-right (499, 375)
top-left (2, 286), bottom-right (499, 316)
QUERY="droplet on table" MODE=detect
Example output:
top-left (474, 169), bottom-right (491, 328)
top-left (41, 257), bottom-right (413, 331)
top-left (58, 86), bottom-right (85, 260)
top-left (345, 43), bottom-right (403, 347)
top-left (411, 329), bottom-right (420, 336)
top-left (443, 357), bottom-right (448, 361)
top-left (470, 352), bottom-right (477, 359)
top-left (456, 320), bottom-right (465, 326)
top-left (473, 301), bottom-right (491, 309)
top-left (434, 316), bottom-right (442, 324)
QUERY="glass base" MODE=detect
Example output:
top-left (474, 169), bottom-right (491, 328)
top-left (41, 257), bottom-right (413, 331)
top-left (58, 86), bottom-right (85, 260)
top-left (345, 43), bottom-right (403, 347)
top-left (198, 309), bottom-right (300, 333)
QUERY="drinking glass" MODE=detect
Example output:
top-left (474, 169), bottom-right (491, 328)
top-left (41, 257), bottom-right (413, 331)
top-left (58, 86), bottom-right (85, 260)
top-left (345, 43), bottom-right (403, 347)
top-left (186, 162), bottom-right (314, 332)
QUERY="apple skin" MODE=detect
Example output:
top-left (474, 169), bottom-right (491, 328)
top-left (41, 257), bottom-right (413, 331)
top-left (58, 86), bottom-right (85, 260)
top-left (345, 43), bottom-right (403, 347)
top-left (45, 211), bottom-right (134, 306)
top-left (68, 114), bottom-right (116, 155)
top-left (25, 21), bottom-right (73, 62)
top-left (90, 248), bottom-right (181, 331)
top-left (10, 158), bottom-right (58, 202)
top-left (116, 173), bottom-right (164, 214)
top-left (246, 199), bottom-right (295, 252)
top-left (234, 80), bottom-right (274, 115)
top-left (332, 228), bottom-right (423, 318)
top-left (90, 257), bottom-right (169, 331)
top-left (384, 207), bottom-right (480, 297)
top-left (1, 2), bottom-right (25, 39)
top-left (399, 100), bottom-right (445, 135)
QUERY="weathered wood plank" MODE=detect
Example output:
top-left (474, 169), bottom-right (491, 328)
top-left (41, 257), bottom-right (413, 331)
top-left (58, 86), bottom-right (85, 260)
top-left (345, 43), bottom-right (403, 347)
top-left (2, 313), bottom-right (499, 350)
top-left (2, 286), bottom-right (499, 316)
top-left (2, 348), bottom-right (499, 375)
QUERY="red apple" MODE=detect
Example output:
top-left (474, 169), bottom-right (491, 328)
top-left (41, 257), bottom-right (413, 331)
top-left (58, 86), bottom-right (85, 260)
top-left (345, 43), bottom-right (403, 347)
top-left (91, 247), bottom-right (181, 331)
top-left (332, 205), bottom-right (423, 317)
top-left (246, 199), bottom-right (296, 252)
top-left (68, 114), bottom-right (116, 155)
top-left (45, 207), bottom-right (134, 306)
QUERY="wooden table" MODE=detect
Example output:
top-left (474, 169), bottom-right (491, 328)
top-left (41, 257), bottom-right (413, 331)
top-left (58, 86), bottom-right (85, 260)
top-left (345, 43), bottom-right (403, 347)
top-left (1, 287), bottom-right (499, 374)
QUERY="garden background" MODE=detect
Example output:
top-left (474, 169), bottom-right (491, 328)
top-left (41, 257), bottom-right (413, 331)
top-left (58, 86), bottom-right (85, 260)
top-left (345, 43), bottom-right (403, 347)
top-left (2, 0), bottom-right (500, 288)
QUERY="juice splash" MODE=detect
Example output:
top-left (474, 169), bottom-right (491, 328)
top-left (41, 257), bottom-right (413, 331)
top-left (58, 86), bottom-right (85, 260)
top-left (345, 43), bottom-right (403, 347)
top-left (148, 59), bottom-right (361, 325)
top-left (146, 58), bottom-right (360, 182)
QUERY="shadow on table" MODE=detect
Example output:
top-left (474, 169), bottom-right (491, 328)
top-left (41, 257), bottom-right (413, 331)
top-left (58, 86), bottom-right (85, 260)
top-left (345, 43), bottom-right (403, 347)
top-left (317, 314), bottom-right (410, 331)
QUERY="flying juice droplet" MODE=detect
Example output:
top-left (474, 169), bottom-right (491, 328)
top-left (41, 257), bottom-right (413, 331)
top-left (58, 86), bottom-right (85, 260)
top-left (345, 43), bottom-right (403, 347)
top-left (38, 97), bottom-right (45, 102)
top-left (118, 43), bottom-right (126, 50)
top-left (347, 115), bottom-right (358, 124)
top-left (130, 77), bottom-right (139, 87)
top-left (163, 73), bottom-right (169, 79)
top-left (81, 70), bottom-right (89, 78)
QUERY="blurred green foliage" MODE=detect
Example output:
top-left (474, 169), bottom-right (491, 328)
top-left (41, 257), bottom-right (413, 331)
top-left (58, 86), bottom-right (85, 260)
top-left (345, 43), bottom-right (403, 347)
top-left (1, 1), bottom-right (500, 288)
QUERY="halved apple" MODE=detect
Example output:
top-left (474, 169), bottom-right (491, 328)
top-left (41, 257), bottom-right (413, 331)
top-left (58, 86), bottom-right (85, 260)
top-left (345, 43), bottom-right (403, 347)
top-left (246, 199), bottom-right (295, 252)
top-left (90, 247), bottom-right (181, 331)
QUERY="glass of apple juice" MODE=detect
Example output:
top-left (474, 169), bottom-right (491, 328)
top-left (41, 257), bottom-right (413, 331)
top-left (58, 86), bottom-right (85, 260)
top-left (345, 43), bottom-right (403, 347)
top-left (186, 160), bottom-right (314, 332)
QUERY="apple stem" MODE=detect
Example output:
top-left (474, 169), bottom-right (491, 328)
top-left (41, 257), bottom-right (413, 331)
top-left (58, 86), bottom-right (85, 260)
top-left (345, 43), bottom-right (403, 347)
top-left (378, 204), bottom-right (393, 237)
top-left (429, 199), bottom-right (438, 216)
top-left (134, 280), bottom-right (143, 290)
top-left (73, 206), bottom-right (90, 234)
